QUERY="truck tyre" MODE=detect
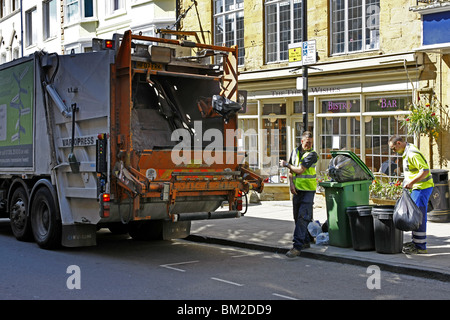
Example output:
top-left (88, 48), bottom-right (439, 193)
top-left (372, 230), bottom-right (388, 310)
top-left (31, 187), bottom-right (62, 249)
top-left (9, 187), bottom-right (33, 241)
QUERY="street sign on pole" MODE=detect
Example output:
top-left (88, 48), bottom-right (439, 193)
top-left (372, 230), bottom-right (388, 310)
top-left (288, 40), bottom-right (316, 67)
top-left (302, 40), bottom-right (316, 65)
top-left (288, 43), bottom-right (302, 67)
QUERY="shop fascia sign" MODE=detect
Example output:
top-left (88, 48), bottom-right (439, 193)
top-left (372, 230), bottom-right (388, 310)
top-left (417, 0), bottom-right (446, 3)
top-left (248, 83), bottom-right (361, 100)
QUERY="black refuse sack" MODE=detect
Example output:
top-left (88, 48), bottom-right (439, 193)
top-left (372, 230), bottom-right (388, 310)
top-left (328, 154), bottom-right (372, 182)
top-left (393, 189), bottom-right (423, 231)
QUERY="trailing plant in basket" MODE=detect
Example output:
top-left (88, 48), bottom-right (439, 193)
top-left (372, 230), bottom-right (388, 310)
top-left (401, 97), bottom-right (450, 167)
top-left (401, 101), bottom-right (440, 139)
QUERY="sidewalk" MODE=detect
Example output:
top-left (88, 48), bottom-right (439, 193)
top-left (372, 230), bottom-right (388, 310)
top-left (188, 195), bottom-right (450, 282)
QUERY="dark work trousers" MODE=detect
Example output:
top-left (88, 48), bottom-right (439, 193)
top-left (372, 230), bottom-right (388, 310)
top-left (292, 190), bottom-right (315, 250)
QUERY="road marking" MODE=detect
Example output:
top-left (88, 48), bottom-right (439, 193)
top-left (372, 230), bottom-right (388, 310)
top-left (272, 293), bottom-right (297, 300)
top-left (160, 260), bottom-right (199, 272)
top-left (211, 277), bottom-right (243, 287)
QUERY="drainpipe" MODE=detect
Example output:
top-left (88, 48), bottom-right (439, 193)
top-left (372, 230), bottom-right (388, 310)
top-left (20, 0), bottom-right (24, 57)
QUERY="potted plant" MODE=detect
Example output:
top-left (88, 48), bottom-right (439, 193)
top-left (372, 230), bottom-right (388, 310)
top-left (401, 96), bottom-right (448, 168)
top-left (369, 175), bottom-right (403, 205)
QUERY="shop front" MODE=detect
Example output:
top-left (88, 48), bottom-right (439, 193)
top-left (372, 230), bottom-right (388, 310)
top-left (238, 53), bottom-right (421, 200)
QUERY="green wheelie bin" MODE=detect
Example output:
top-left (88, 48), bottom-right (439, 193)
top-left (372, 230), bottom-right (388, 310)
top-left (319, 151), bottom-right (374, 248)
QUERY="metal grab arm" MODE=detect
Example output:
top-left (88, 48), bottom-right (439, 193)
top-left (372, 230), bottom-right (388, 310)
top-left (45, 84), bottom-right (72, 118)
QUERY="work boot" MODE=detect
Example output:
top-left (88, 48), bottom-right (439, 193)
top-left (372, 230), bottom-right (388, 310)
top-left (286, 247), bottom-right (301, 258)
top-left (402, 245), bottom-right (427, 254)
top-left (403, 241), bottom-right (415, 250)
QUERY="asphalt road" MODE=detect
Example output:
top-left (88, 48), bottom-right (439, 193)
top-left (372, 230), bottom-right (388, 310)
top-left (1, 219), bottom-right (449, 301)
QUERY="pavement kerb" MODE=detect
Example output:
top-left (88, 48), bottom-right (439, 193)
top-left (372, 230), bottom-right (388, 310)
top-left (186, 234), bottom-right (450, 283)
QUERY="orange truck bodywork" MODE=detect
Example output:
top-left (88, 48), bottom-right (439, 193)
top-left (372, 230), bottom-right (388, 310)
top-left (110, 31), bottom-right (262, 223)
top-left (0, 30), bottom-right (262, 248)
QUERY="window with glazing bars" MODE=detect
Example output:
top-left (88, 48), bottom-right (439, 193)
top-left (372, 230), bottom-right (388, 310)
top-left (330, 0), bottom-right (380, 55)
top-left (214, 0), bottom-right (245, 66)
top-left (265, 0), bottom-right (302, 63)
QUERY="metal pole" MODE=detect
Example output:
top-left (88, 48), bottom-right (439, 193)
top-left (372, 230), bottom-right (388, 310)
top-left (20, 0), bottom-right (24, 57)
top-left (302, 0), bottom-right (308, 133)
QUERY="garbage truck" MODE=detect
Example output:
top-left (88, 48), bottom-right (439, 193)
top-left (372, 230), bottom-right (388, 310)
top-left (0, 30), bottom-right (263, 249)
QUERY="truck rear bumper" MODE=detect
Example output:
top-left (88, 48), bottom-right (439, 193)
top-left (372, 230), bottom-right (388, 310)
top-left (173, 210), bottom-right (240, 221)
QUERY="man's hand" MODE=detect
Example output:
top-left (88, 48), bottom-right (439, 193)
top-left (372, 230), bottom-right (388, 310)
top-left (290, 183), bottom-right (297, 195)
top-left (279, 159), bottom-right (288, 168)
top-left (403, 180), bottom-right (413, 189)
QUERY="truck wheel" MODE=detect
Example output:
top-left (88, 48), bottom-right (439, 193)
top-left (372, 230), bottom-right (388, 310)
top-left (10, 187), bottom-right (33, 241)
top-left (31, 187), bottom-right (62, 249)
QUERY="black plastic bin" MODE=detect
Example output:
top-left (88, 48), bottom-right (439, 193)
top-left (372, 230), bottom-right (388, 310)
top-left (346, 206), bottom-right (375, 251)
top-left (429, 169), bottom-right (450, 222)
top-left (371, 206), bottom-right (403, 254)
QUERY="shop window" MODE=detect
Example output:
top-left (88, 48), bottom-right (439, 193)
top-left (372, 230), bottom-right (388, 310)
top-left (238, 119), bottom-right (259, 171)
top-left (293, 100), bottom-right (314, 114)
top-left (263, 103), bottom-right (286, 115)
top-left (321, 98), bottom-right (360, 113)
top-left (318, 98), bottom-right (361, 171)
top-left (330, 0), bottom-right (380, 55)
top-left (293, 120), bottom-right (314, 147)
top-left (293, 101), bottom-right (314, 147)
top-left (262, 118), bottom-right (287, 183)
top-left (317, 96), bottom-right (413, 175)
top-left (364, 96), bottom-right (411, 176)
top-left (320, 117), bottom-right (360, 160)
top-left (364, 116), bottom-right (411, 177)
top-left (242, 102), bottom-right (258, 115)
top-left (366, 96), bottom-right (410, 112)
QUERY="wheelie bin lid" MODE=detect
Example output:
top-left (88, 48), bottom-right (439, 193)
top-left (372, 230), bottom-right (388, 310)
top-left (330, 150), bottom-right (374, 180)
top-left (318, 150), bottom-right (374, 187)
top-left (346, 205), bottom-right (373, 216)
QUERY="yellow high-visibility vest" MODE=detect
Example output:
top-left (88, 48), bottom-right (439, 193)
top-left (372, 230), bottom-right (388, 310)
top-left (402, 143), bottom-right (434, 190)
top-left (292, 148), bottom-right (317, 191)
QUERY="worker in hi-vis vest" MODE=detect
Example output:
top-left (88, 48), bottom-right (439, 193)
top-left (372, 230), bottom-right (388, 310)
top-left (389, 135), bottom-right (434, 254)
top-left (280, 131), bottom-right (318, 258)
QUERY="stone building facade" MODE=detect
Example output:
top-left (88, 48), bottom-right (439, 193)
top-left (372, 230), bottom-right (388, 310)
top-left (181, 0), bottom-right (450, 199)
top-left (0, 1), bottom-right (448, 200)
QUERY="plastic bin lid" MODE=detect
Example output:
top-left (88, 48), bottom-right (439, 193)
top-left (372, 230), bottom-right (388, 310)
top-left (318, 179), bottom-right (372, 188)
top-left (346, 205), bottom-right (373, 216)
top-left (330, 150), bottom-right (374, 180)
